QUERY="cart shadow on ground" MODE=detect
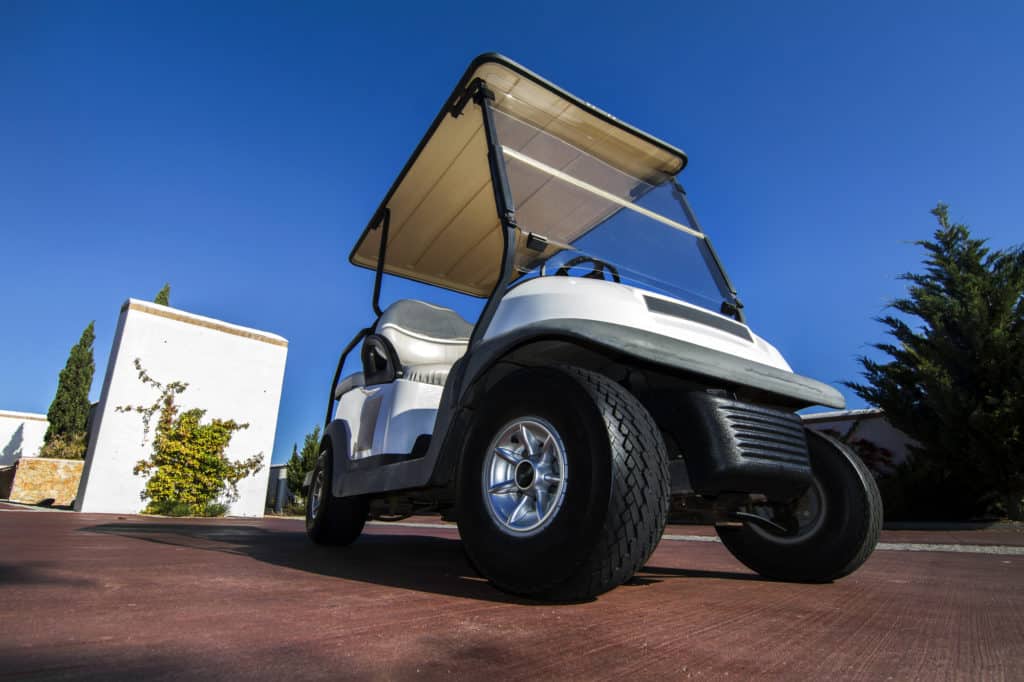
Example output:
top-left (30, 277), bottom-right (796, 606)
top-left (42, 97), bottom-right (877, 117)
top-left (80, 521), bottom-right (771, 603)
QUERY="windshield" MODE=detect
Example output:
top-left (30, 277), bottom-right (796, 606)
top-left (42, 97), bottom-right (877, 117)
top-left (492, 107), bottom-right (736, 314)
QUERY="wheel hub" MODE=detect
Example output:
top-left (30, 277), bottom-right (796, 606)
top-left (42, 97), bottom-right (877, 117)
top-left (482, 417), bottom-right (568, 536)
top-left (748, 477), bottom-right (828, 544)
top-left (514, 460), bottom-right (536, 489)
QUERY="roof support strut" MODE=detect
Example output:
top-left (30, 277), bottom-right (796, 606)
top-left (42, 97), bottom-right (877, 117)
top-left (371, 208), bottom-right (391, 318)
top-left (324, 207), bottom-right (391, 429)
top-left (467, 83), bottom-right (518, 351)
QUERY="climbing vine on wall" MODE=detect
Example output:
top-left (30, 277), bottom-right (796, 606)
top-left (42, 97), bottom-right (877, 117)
top-left (117, 359), bottom-right (263, 516)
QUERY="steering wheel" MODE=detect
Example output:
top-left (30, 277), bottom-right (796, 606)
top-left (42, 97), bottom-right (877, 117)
top-left (548, 255), bottom-right (621, 283)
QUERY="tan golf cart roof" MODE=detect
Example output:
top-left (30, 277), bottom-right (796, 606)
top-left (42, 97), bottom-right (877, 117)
top-left (350, 53), bottom-right (689, 297)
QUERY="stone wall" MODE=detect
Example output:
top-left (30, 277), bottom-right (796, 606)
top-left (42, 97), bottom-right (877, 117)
top-left (9, 457), bottom-right (84, 506)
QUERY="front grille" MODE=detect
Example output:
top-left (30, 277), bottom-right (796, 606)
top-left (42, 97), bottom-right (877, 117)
top-left (673, 392), bottom-right (812, 498)
top-left (719, 403), bottom-right (810, 466)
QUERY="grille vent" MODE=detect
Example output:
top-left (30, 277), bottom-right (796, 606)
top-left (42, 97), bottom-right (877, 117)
top-left (720, 402), bottom-right (809, 466)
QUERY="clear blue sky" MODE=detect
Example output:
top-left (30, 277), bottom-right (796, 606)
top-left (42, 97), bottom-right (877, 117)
top-left (2, 2), bottom-right (1022, 465)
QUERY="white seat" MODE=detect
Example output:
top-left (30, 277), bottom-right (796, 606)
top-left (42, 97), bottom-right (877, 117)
top-left (376, 300), bottom-right (472, 384)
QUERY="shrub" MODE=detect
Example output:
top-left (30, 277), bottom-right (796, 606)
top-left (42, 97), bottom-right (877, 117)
top-left (821, 429), bottom-right (895, 478)
top-left (148, 500), bottom-right (229, 517)
top-left (38, 431), bottom-right (88, 459)
top-left (118, 359), bottom-right (263, 515)
top-left (825, 427), bottom-right (990, 521)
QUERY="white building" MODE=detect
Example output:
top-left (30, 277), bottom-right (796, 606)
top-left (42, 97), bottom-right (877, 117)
top-left (0, 410), bottom-right (48, 466)
top-left (802, 407), bottom-right (914, 475)
top-left (75, 299), bottom-right (288, 517)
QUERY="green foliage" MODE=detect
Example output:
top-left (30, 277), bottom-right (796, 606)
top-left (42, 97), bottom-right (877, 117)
top-left (821, 428), bottom-right (895, 478)
top-left (286, 424), bottom-right (321, 497)
top-left (875, 463), bottom-right (989, 522)
top-left (154, 283), bottom-right (171, 306)
top-left (119, 359), bottom-right (263, 515)
top-left (823, 427), bottom-right (977, 521)
top-left (38, 432), bottom-right (88, 460)
top-left (45, 322), bottom-right (96, 446)
top-left (282, 500), bottom-right (306, 516)
top-left (847, 204), bottom-right (1024, 520)
top-left (147, 500), bottom-right (229, 517)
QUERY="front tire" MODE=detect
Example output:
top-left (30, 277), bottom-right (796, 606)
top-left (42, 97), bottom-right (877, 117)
top-left (717, 430), bottom-right (883, 582)
top-left (305, 446), bottom-right (368, 546)
top-left (456, 366), bottom-right (670, 601)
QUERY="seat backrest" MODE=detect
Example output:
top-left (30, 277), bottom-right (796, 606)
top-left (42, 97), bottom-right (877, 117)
top-left (376, 299), bottom-right (472, 368)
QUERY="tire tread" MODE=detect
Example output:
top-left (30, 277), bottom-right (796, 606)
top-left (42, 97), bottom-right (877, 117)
top-left (306, 451), bottom-right (368, 546)
top-left (541, 366), bottom-right (670, 600)
top-left (717, 430), bottom-right (882, 582)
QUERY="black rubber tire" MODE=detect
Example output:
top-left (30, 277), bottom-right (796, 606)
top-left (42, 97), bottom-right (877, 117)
top-left (717, 429), bottom-right (883, 582)
top-left (456, 366), bottom-right (670, 601)
top-left (305, 447), bottom-right (368, 546)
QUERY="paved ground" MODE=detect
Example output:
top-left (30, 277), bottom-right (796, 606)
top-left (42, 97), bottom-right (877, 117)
top-left (1, 504), bottom-right (1021, 680)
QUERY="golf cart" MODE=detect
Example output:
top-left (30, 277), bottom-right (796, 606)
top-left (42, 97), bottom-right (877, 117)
top-left (307, 54), bottom-right (882, 600)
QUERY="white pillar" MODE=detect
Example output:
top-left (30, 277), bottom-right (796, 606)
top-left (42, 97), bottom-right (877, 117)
top-left (274, 466), bottom-right (289, 513)
top-left (76, 299), bottom-right (288, 517)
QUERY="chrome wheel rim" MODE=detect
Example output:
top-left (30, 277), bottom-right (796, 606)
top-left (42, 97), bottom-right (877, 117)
top-left (309, 466), bottom-right (325, 519)
top-left (482, 417), bottom-right (568, 536)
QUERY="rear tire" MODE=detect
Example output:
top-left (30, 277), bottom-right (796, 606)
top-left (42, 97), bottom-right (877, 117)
top-left (717, 430), bottom-right (882, 582)
top-left (305, 446), bottom-right (368, 546)
top-left (457, 366), bottom-right (670, 601)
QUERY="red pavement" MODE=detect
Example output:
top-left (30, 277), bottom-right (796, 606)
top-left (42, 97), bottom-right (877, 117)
top-left (0, 507), bottom-right (1021, 680)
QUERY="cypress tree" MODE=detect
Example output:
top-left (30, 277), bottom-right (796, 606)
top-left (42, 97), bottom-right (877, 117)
top-left (45, 322), bottom-right (96, 443)
top-left (285, 444), bottom-right (302, 495)
top-left (847, 204), bottom-right (1024, 519)
top-left (154, 283), bottom-right (171, 306)
top-left (286, 425), bottom-right (322, 497)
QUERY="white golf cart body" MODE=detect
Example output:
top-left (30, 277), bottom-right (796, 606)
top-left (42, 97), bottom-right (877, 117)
top-left (323, 55), bottom-right (843, 504)
top-left (335, 278), bottom-right (797, 462)
top-left (310, 55), bottom-right (880, 596)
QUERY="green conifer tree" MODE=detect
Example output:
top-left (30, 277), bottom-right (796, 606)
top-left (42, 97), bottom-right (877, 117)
top-left (847, 204), bottom-right (1024, 519)
top-left (286, 425), bottom-right (322, 497)
top-left (45, 322), bottom-right (96, 445)
top-left (154, 283), bottom-right (170, 306)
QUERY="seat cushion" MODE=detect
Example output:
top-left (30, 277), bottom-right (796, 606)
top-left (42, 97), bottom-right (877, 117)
top-left (376, 299), bottom-right (472, 369)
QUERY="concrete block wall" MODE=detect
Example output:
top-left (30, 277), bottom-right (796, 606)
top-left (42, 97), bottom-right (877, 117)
top-left (0, 410), bottom-right (49, 466)
top-left (75, 299), bottom-right (288, 517)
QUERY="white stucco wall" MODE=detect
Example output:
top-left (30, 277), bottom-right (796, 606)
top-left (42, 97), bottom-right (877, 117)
top-left (0, 410), bottom-right (49, 466)
top-left (75, 299), bottom-right (287, 516)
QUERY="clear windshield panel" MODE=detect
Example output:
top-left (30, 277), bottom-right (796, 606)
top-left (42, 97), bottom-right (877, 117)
top-left (492, 107), bottom-right (732, 312)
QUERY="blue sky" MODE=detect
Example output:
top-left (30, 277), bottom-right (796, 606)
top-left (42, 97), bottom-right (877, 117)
top-left (2, 2), bottom-right (1022, 466)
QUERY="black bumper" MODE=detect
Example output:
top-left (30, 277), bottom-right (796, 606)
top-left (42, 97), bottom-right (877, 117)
top-left (671, 393), bottom-right (813, 500)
